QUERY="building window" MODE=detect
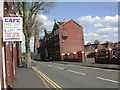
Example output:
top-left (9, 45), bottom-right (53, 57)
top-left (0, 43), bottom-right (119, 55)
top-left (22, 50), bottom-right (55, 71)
top-left (62, 31), bottom-right (68, 40)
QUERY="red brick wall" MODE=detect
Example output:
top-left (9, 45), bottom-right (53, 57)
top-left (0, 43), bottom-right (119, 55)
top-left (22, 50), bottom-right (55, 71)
top-left (4, 1), bottom-right (14, 87)
top-left (85, 47), bottom-right (95, 57)
top-left (4, 2), bottom-right (13, 17)
top-left (97, 44), bottom-right (106, 51)
top-left (59, 19), bottom-right (84, 55)
top-left (5, 42), bottom-right (14, 87)
top-left (0, 18), bottom-right (4, 89)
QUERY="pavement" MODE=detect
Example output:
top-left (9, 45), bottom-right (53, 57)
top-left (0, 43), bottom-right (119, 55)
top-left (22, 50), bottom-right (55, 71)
top-left (13, 67), bottom-right (52, 88)
top-left (50, 61), bottom-right (120, 70)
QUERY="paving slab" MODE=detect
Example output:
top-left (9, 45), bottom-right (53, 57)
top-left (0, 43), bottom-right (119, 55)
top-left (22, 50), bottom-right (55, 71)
top-left (13, 68), bottom-right (52, 88)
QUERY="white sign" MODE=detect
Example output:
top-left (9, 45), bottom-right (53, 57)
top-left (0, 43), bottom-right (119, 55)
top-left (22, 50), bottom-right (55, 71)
top-left (3, 17), bottom-right (23, 42)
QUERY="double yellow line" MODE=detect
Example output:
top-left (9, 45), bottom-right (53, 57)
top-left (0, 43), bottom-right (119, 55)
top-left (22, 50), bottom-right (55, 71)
top-left (32, 66), bottom-right (63, 90)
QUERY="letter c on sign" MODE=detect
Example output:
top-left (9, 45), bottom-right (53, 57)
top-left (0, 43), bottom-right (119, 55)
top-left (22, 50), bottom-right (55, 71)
top-left (5, 18), bottom-right (8, 22)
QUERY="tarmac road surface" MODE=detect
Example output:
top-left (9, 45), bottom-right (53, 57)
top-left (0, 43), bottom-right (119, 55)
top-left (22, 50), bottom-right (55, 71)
top-left (32, 60), bottom-right (119, 88)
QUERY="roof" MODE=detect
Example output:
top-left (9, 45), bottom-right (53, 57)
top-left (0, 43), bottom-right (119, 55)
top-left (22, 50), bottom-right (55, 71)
top-left (61, 19), bottom-right (83, 28)
top-left (52, 22), bottom-right (59, 30)
top-left (52, 21), bottom-right (65, 31)
top-left (90, 44), bottom-right (98, 49)
top-left (85, 45), bottom-right (95, 51)
top-left (57, 22), bottom-right (65, 25)
top-left (101, 43), bottom-right (109, 48)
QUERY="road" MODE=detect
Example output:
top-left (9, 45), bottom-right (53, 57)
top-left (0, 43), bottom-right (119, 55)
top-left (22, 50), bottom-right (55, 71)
top-left (32, 60), bottom-right (119, 88)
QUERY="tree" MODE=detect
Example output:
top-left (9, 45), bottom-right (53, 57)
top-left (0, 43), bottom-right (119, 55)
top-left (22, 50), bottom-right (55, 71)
top-left (105, 40), bottom-right (110, 44)
top-left (86, 42), bottom-right (91, 45)
top-left (94, 40), bottom-right (100, 44)
top-left (33, 16), bottom-right (45, 52)
top-left (14, 1), bottom-right (54, 68)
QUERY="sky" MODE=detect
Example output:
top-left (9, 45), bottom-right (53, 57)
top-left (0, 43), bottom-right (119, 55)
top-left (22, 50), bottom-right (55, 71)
top-left (26, 2), bottom-right (119, 52)
top-left (0, 1), bottom-right (118, 52)
top-left (38, 2), bottom-right (118, 42)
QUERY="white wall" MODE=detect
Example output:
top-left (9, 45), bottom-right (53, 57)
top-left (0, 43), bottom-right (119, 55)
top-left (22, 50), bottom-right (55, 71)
top-left (0, 0), bottom-right (3, 18)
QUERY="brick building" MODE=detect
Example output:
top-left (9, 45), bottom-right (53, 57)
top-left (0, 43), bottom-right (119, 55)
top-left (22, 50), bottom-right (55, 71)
top-left (39, 19), bottom-right (84, 61)
top-left (85, 43), bottom-right (114, 58)
top-left (0, 1), bottom-right (22, 89)
top-left (85, 42), bottom-right (120, 64)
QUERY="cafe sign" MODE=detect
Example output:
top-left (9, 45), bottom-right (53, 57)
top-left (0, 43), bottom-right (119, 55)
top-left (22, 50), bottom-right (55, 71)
top-left (3, 17), bottom-right (23, 42)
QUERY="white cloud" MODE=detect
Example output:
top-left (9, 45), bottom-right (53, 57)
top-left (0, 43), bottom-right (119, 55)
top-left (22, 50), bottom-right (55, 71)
top-left (31, 14), bottom-right (54, 51)
top-left (84, 30), bottom-right (117, 44)
top-left (82, 15), bottom-right (119, 44)
top-left (114, 33), bottom-right (118, 37)
top-left (21, 14), bottom-right (54, 52)
top-left (36, 14), bottom-right (48, 23)
top-left (94, 24), bottom-right (104, 28)
top-left (36, 14), bottom-right (54, 31)
top-left (96, 27), bottom-right (118, 34)
top-left (94, 15), bottom-right (118, 28)
top-left (78, 16), bottom-right (100, 26)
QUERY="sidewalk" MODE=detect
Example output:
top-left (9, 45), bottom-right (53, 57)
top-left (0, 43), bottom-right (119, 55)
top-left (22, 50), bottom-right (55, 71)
top-left (13, 67), bottom-right (51, 88)
top-left (52, 61), bottom-right (120, 70)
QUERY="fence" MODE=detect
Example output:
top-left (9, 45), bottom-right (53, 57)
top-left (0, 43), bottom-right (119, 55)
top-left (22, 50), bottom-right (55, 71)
top-left (94, 48), bottom-right (120, 64)
top-left (61, 51), bottom-right (85, 63)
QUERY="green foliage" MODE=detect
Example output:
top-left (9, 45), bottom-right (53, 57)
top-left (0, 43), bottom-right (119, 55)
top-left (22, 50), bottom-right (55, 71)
top-left (94, 40), bottom-right (100, 44)
top-left (87, 42), bottom-right (91, 45)
top-left (22, 52), bottom-right (27, 57)
top-left (105, 40), bottom-right (110, 44)
top-left (14, 1), bottom-right (54, 67)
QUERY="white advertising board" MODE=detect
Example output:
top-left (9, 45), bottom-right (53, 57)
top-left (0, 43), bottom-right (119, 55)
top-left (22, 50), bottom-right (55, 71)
top-left (3, 17), bottom-right (23, 42)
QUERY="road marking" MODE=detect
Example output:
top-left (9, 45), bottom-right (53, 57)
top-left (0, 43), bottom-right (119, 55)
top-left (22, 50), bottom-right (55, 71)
top-left (67, 70), bottom-right (86, 76)
top-left (48, 65), bottom-right (53, 67)
top-left (34, 70), bottom-right (50, 88)
top-left (96, 77), bottom-right (120, 84)
top-left (55, 67), bottom-right (64, 70)
top-left (66, 64), bottom-right (120, 72)
top-left (32, 66), bottom-right (63, 90)
top-left (50, 62), bottom-right (120, 72)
